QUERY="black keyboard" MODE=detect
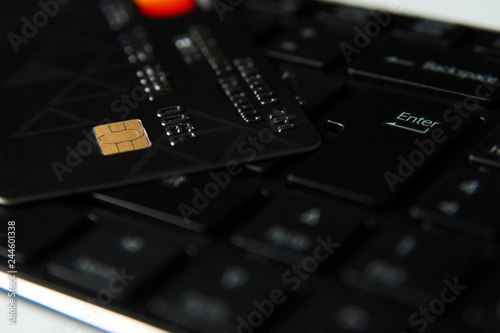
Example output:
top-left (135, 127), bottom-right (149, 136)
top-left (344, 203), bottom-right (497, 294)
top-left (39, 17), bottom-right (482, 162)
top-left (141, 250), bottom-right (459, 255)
top-left (2, 1), bottom-right (500, 332)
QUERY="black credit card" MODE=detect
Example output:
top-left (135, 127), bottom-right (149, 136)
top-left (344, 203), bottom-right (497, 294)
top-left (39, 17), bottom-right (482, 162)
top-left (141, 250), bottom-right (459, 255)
top-left (0, 0), bottom-right (320, 205)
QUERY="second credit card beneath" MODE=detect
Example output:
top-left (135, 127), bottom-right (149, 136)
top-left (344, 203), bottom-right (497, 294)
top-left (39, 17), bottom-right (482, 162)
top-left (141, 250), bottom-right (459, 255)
top-left (0, 2), bottom-right (321, 205)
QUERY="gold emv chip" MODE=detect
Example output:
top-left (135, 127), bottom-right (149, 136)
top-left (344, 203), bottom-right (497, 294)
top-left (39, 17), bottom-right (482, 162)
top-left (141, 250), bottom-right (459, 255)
top-left (93, 119), bottom-right (151, 156)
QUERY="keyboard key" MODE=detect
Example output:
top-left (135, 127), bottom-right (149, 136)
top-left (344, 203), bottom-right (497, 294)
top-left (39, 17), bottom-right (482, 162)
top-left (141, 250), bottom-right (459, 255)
top-left (288, 90), bottom-right (479, 205)
top-left (47, 209), bottom-right (183, 300)
top-left (277, 62), bottom-right (344, 112)
top-left (432, 319), bottom-right (475, 333)
top-left (461, 266), bottom-right (500, 332)
top-left (473, 32), bottom-right (500, 57)
top-left (245, 159), bottom-right (283, 176)
top-left (271, 285), bottom-right (413, 333)
top-left (243, 0), bottom-right (305, 15)
top-left (93, 172), bottom-right (262, 233)
top-left (410, 170), bottom-right (500, 239)
top-left (469, 124), bottom-right (500, 169)
top-left (148, 253), bottom-right (292, 333)
top-left (265, 23), bottom-right (344, 68)
top-left (232, 193), bottom-right (363, 265)
top-left (391, 19), bottom-right (467, 47)
top-left (341, 227), bottom-right (479, 307)
top-left (348, 46), bottom-right (500, 105)
top-left (239, 10), bottom-right (280, 36)
top-left (0, 202), bottom-right (87, 263)
top-left (314, 5), bottom-right (374, 32)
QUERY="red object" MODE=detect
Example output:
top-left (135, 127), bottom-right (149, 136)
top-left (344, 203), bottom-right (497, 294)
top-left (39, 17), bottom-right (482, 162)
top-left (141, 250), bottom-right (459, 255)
top-left (133, 0), bottom-right (197, 18)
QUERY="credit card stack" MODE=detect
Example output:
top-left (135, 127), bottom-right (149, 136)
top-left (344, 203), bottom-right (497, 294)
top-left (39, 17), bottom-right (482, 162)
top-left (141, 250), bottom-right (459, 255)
top-left (1, 0), bottom-right (500, 332)
top-left (0, 0), bottom-right (320, 204)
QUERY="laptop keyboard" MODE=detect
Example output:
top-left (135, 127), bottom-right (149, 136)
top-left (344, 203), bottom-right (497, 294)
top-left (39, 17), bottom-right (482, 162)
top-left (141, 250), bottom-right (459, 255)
top-left (2, 1), bottom-right (500, 332)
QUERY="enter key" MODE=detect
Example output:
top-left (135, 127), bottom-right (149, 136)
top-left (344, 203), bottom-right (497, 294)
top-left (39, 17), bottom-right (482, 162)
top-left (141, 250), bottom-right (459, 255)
top-left (287, 89), bottom-right (480, 206)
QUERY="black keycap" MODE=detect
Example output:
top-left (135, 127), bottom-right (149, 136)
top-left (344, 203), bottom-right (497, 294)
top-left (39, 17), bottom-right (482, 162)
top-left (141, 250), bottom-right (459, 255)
top-left (277, 62), bottom-right (344, 112)
top-left (271, 286), bottom-right (413, 333)
top-left (410, 170), bottom-right (500, 239)
top-left (232, 193), bottom-right (362, 265)
top-left (314, 5), bottom-right (375, 31)
top-left (245, 159), bottom-right (283, 176)
top-left (469, 124), bottom-right (500, 169)
top-left (461, 266), bottom-right (500, 332)
top-left (239, 10), bottom-right (280, 36)
top-left (148, 253), bottom-right (292, 333)
top-left (47, 209), bottom-right (183, 300)
top-left (429, 319), bottom-right (474, 333)
top-left (243, 0), bottom-right (305, 15)
top-left (288, 90), bottom-right (479, 206)
top-left (473, 32), bottom-right (500, 57)
top-left (391, 19), bottom-right (467, 47)
top-left (0, 202), bottom-right (87, 263)
top-left (265, 24), bottom-right (344, 68)
top-left (348, 46), bottom-right (500, 105)
top-left (93, 172), bottom-right (262, 233)
top-left (341, 227), bottom-right (479, 307)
